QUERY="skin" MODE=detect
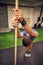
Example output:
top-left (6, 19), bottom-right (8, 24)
top-left (12, 8), bottom-right (38, 51)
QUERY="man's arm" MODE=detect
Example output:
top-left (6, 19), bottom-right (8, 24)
top-left (12, 18), bottom-right (23, 38)
top-left (19, 17), bottom-right (38, 37)
top-left (17, 27), bottom-right (24, 38)
top-left (22, 24), bottom-right (38, 37)
top-left (12, 8), bottom-right (38, 37)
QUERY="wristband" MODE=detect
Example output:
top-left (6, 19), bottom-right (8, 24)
top-left (21, 19), bottom-right (27, 26)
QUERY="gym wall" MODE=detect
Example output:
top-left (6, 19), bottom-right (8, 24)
top-left (7, 5), bottom-right (43, 28)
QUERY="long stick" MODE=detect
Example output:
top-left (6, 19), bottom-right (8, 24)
top-left (14, 0), bottom-right (19, 65)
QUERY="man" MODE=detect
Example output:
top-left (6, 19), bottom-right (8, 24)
top-left (12, 8), bottom-right (38, 57)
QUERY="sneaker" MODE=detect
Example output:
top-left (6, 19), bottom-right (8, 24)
top-left (24, 51), bottom-right (31, 58)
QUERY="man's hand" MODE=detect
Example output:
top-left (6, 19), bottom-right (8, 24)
top-left (12, 8), bottom-right (24, 27)
top-left (13, 8), bottom-right (24, 22)
top-left (12, 16), bottom-right (19, 27)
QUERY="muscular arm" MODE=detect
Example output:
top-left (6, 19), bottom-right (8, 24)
top-left (17, 27), bottom-right (24, 38)
top-left (18, 18), bottom-right (38, 37)
top-left (22, 24), bottom-right (38, 37)
top-left (12, 8), bottom-right (38, 37)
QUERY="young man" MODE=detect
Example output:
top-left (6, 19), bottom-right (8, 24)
top-left (12, 8), bottom-right (38, 57)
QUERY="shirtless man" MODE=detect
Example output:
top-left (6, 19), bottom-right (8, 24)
top-left (12, 8), bottom-right (38, 57)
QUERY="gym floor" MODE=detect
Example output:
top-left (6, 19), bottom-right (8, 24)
top-left (0, 41), bottom-right (43, 65)
top-left (0, 29), bottom-right (43, 49)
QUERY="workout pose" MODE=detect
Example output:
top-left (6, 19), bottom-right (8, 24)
top-left (12, 8), bottom-right (38, 57)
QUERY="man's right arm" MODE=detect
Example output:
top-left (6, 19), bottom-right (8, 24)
top-left (17, 27), bottom-right (24, 38)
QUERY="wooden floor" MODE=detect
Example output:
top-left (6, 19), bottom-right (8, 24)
top-left (0, 41), bottom-right (43, 65)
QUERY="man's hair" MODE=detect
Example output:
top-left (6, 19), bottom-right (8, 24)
top-left (22, 35), bottom-right (32, 47)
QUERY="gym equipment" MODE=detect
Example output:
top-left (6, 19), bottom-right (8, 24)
top-left (34, 7), bottom-right (43, 29)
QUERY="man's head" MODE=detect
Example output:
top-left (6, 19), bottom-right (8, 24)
top-left (22, 35), bottom-right (32, 47)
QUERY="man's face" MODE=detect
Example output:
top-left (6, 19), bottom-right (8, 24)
top-left (22, 35), bottom-right (32, 47)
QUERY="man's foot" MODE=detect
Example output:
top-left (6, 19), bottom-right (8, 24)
top-left (24, 51), bottom-right (31, 58)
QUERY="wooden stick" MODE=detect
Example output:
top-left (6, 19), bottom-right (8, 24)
top-left (15, 0), bottom-right (18, 9)
top-left (14, 0), bottom-right (19, 65)
top-left (15, 28), bottom-right (17, 65)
